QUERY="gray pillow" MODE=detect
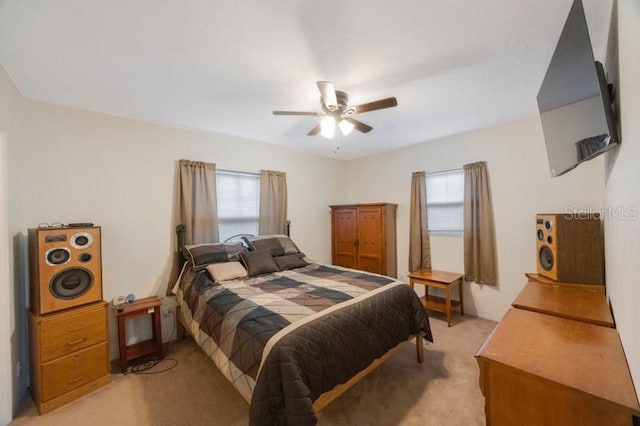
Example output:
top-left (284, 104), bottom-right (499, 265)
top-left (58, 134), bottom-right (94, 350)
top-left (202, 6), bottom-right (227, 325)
top-left (240, 250), bottom-right (279, 277)
top-left (274, 254), bottom-right (308, 271)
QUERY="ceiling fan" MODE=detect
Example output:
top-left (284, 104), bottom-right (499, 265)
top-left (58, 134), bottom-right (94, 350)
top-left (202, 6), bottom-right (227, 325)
top-left (273, 81), bottom-right (398, 138)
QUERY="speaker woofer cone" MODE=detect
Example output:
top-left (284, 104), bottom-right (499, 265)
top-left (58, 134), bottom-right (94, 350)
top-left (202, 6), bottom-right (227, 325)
top-left (46, 248), bottom-right (70, 265)
top-left (539, 246), bottom-right (554, 271)
top-left (50, 268), bottom-right (93, 300)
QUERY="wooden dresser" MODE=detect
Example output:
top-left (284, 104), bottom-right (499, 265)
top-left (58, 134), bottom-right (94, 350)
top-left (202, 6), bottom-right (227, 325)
top-left (330, 203), bottom-right (397, 277)
top-left (476, 279), bottom-right (639, 425)
top-left (513, 279), bottom-right (614, 327)
top-left (30, 301), bottom-right (111, 414)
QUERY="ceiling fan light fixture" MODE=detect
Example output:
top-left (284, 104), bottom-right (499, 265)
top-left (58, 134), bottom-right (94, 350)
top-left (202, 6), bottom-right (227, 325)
top-left (273, 80), bottom-right (398, 140)
top-left (338, 119), bottom-right (354, 136)
top-left (320, 116), bottom-right (336, 138)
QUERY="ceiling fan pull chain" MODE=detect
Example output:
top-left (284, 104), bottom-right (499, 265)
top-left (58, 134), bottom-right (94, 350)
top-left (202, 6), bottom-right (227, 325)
top-left (333, 129), bottom-right (341, 154)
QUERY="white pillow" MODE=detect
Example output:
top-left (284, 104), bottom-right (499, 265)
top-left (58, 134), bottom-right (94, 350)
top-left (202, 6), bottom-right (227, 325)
top-left (206, 261), bottom-right (248, 282)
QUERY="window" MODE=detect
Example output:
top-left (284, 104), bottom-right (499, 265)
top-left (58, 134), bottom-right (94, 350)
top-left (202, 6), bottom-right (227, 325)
top-left (216, 170), bottom-right (260, 241)
top-left (426, 169), bottom-right (464, 235)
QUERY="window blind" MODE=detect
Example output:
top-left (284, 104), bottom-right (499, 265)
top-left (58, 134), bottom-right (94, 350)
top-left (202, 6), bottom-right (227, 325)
top-left (426, 169), bottom-right (464, 235)
top-left (216, 170), bottom-right (260, 241)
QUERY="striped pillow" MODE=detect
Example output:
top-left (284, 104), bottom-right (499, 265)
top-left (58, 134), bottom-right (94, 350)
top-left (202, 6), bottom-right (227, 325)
top-left (243, 235), bottom-right (302, 257)
top-left (183, 242), bottom-right (247, 270)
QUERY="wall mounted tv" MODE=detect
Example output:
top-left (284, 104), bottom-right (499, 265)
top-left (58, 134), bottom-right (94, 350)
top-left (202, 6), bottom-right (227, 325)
top-left (537, 0), bottom-right (619, 177)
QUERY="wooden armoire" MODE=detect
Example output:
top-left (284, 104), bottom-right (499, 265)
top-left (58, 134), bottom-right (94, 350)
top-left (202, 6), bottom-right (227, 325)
top-left (330, 203), bottom-right (397, 277)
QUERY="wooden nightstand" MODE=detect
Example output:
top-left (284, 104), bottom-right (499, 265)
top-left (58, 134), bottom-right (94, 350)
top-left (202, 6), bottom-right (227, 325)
top-left (408, 269), bottom-right (464, 327)
top-left (116, 296), bottom-right (163, 372)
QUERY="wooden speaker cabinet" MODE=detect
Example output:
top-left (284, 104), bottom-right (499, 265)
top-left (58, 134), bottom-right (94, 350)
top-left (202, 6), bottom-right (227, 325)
top-left (536, 214), bottom-right (604, 285)
top-left (330, 203), bottom-right (397, 277)
top-left (29, 226), bottom-right (103, 315)
top-left (30, 301), bottom-right (111, 414)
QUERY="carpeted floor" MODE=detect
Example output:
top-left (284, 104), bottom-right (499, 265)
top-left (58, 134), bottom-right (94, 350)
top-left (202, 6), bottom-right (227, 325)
top-left (12, 314), bottom-right (496, 426)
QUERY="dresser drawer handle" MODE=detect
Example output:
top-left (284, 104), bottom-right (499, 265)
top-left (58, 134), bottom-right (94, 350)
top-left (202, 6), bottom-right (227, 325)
top-left (66, 337), bottom-right (87, 346)
top-left (67, 375), bottom-right (86, 385)
top-left (68, 321), bottom-right (85, 332)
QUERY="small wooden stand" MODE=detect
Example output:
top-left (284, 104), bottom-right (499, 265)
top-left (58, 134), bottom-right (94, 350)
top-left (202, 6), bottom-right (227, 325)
top-left (116, 296), bottom-right (163, 372)
top-left (408, 269), bottom-right (464, 327)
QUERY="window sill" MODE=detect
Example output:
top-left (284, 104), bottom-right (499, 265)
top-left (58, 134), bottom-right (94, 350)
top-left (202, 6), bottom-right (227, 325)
top-left (428, 231), bottom-right (463, 237)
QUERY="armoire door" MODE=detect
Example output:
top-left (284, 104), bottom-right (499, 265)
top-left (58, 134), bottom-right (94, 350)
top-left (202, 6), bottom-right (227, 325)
top-left (357, 206), bottom-right (384, 274)
top-left (330, 203), bottom-right (397, 277)
top-left (332, 207), bottom-right (358, 269)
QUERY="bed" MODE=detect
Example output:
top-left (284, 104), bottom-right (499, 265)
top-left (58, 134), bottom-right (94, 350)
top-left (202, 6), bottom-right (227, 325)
top-left (172, 227), bottom-right (432, 425)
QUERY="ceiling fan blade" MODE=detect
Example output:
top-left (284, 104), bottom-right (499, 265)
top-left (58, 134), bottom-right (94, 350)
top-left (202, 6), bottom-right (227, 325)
top-left (273, 111), bottom-right (319, 116)
top-left (317, 81), bottom-right (338, 111)
top-left (307, 123), bottom-right (322, 136)
top-left (351, 97), bottom-right (398, 114)
top-left (343, 117), bottom-right (373, 133)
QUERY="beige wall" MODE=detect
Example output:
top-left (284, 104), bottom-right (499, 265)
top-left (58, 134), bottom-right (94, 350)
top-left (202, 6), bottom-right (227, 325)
top-left (604, 0), bottom-right (640, 394)
top-left (0, 65), bottom-right (17, 425)
top-left (345, 116), bottom-right (605, 320)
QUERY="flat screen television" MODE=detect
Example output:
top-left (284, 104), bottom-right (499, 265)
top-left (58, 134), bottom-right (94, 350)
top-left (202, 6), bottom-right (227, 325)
top-left (537, 0), bottom-right (619, 177)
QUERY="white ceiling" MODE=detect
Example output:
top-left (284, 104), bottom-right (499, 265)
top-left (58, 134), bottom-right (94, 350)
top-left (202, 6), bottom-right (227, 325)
top-left (0, 0), bottom-right (614, 160)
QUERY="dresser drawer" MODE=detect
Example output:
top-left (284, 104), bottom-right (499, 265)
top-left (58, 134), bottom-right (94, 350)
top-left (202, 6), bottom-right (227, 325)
top-left (41, 342), bottom-right (109, 401)
top-left (40, 303), bottom-right (107, 362)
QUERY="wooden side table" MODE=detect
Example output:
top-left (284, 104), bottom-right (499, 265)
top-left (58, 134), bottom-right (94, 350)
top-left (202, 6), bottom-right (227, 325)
top-left (408, 269), bottom-right (464, 327)
top-left (116, 296), bottom-right (163, 372)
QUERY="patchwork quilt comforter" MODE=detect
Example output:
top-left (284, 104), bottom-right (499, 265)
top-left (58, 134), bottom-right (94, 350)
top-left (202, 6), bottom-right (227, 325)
top-left (176, 263), bottom-right (432, 425)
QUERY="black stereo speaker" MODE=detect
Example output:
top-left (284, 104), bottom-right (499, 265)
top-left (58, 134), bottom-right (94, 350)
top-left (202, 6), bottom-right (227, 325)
top-left (28, 226), bottom-right (103, 315)
top-left (535, 214), bottom-right (604, 285)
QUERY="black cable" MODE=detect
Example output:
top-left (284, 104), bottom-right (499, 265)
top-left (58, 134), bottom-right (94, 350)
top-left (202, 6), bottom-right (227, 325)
top-left (128, 357), bottom-right (179, 375)
top-left (123, 310), bottom-right (179, 375)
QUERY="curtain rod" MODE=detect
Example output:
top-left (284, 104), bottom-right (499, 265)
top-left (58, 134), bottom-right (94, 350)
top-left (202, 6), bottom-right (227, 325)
top-left (428, 167), bottom-right (463, 175)
top-left (218, 168), bottom-right (260, 177)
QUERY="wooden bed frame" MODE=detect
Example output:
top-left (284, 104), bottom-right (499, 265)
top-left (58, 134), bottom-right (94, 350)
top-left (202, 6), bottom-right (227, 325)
top-left (173, 225), bottom-right (425, 411)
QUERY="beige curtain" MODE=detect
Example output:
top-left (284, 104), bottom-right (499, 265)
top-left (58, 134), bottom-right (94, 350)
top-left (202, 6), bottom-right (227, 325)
top-left (409, 171), bottom-right (431, 272)
top-left (259, 170), bottom-right (287, 235)
top-left (178, 159), bottom-right (219, 245)
top-left (463, 161), bottom-right (497, 285)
